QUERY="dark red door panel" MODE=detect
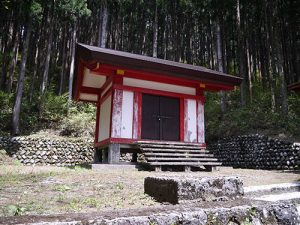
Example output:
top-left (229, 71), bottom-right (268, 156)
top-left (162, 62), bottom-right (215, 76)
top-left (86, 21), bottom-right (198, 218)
top-left (141, 94), bottom-right (179, 141)
top-left (160, 96), bottom-right (180, 141)
top-left (141, 94), bottom-right (160, 140)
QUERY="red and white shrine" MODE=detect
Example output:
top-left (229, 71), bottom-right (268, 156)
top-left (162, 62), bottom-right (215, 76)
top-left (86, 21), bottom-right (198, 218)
top-left (73, 43), bottom-right (242, 165)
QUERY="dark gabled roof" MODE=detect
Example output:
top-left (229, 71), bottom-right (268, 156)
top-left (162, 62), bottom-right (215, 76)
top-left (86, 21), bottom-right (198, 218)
top-left (76, 43), bottom-right (242, 87)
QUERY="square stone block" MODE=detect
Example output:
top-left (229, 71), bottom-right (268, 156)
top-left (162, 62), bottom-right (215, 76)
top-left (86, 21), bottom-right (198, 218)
top-left (144, 176), bottom-right (244, 204)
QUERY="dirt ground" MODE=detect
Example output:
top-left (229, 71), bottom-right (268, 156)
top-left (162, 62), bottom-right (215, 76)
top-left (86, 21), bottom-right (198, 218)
top-left (0, 164), bottom-right (299, 217)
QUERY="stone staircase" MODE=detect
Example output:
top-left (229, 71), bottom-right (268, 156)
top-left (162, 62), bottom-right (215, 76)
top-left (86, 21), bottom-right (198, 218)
top-left (136, 141), bottom-right (222, 171)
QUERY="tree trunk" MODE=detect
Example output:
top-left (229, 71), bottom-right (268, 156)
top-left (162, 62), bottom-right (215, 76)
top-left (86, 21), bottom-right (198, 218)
top-left (236, 0), bottom-right (247, 107)
top-left (12, 22), bottom-right (32, 136)
top-left (215, 20), bottom-right (226, 114)
top-left (7, 28), bottom-right (20, 93)
top-left (59, 25), bottom-right (67, 95)
top-left (246, 39), bottom-right (253, 103)
top-left (29, 39), bottom-right (39, 102)
top-left (40, 28), bottom-right (53, 94)
top-left (41, 3), bottom-right (54, 94)
top-left (98, 1), bottom-right (108, 48)
top-left (1, 41), bottom-right (9, 91)
top-left (266, 1), bottom-right (276, 111)
top-left (0, 13), bottom-right (13, 91)
top-left (68, 22), bottom-right (77, 102)
top-left (152, 2), bottom-right (158, 57)
top-left (276, 4), bottom-right (288, 115)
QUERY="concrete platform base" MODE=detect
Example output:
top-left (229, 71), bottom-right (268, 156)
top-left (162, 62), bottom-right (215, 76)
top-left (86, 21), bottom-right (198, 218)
top-left (91, 163), bottom-right (140, 171)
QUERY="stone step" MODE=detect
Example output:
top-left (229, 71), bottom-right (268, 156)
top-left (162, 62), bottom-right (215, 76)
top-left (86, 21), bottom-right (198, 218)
top-left (244, 182), bottom-right (300, 196)
top-left (252, 192), bottom-right (300, 202)
top-left (137, 142), bottom-right (220, 169)
top-left (136, 140), bottom-right (205, 147)
top-left (144, 152), bottom-right (215, 157)
top-left (147, 157), bottom-right (219, 162)
top-left (141, 148), bottom-right (210, 153)
top-left (140, 145), bottom-right (206, 150)
top-left (147, 161), bottom-right (222, 166)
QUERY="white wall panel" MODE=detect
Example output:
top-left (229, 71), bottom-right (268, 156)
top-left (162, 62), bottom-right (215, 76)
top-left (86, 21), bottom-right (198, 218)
top-left (79, 93), bottom-right (98, 102)
top-left (197, 100), bottom-right (205, 144)
top-left (83, 68), bottom-right (106, 88)
top-left (184, 99), bottom-right (197, 143)
top-left (98, 96), bottom-right (111, 142)
top-left (121, 91), bottom-right (134, 138)
top-left (124, 77), bottom-right (195, 95)
top-left (111, 90), bottom-right (122, 138)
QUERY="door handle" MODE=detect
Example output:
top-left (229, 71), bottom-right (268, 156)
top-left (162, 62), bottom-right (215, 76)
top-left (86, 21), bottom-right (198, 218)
top-left (153, 115), bottom-right (172, 120)
top-left (152, 115), bottom-right (161, 121)
top-left (159, 116), bottom-right (172, 119)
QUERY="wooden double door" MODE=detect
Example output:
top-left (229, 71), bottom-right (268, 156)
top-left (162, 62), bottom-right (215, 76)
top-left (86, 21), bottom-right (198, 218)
top-left (141, 94), bottom-right (180, 141)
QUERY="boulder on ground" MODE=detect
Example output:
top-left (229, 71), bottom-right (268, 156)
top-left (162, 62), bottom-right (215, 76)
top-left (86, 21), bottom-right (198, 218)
top-left (144, 176), bottom-right (244, 204)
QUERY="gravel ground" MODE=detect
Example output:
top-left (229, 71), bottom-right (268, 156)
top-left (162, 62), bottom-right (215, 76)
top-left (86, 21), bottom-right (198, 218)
top-left (0, 165), bottom-right (299, 217)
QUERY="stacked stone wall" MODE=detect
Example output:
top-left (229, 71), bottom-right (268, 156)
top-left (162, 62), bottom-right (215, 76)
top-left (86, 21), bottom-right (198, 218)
top-left (208, 134), bottom-right (300, 170)
top-left (0, 136), bottom-right (94, 166)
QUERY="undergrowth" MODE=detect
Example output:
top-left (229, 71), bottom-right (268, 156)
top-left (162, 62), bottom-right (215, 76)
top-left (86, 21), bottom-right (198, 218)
top-left (0, 91), bottom-right (95, 137)
top-left (205, 84), bottom-right (300, 143)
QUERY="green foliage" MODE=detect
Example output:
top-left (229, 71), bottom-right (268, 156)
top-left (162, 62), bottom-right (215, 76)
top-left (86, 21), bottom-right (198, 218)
top-left (115, 182), bottom-right (124, 190)
top-left (60, 100), bottom-right (95, 137)
top-left (57, 0), bottom-right (91, 22)
top-left (37, 91), bottom-right (95, 137)
top-left (30, 1), bottom-right (43, 21)
top-left (53, 185), bottom-right (71, 192)
top-left (6, 204), bottom-right (26, 216)
top-left (205, 86), bottom-right (300, 143)
top-left (0, 89), bottom-right (95, 138)
top-left (0, 91), bottom-right (13, 135)
top-left (82, 197), bottom-right (101, 208)
top-left (39, 92), bottom-right (69, 123)
top-left (1, 0), bottom-right (10, 9)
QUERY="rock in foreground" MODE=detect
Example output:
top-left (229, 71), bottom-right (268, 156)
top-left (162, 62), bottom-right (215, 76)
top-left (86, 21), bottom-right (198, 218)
top-left (144, 176), bottom-right (244, 204)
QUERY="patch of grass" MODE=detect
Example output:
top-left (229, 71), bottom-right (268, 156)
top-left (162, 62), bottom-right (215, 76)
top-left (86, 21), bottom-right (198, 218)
top-left (57, 193), bottom-right (66, 203)
top-left (115, 182), bottom-right (124, 190)
top-left (68, 198), bottom-right (82, 211)
top-left (53, 185), bottom-right (71, 192)
top-left (5, 204), bottom-right (26, 216)
top-left (82, 197), bottom-right (101, 208)
top-left (0, 170), bottom-right (60, 188)
top-left (241, 218), bottom-right (252, 225)
top-left (13, 160), bottom-right (23, 166)
top-left (26, 200), bottom-right (45, 214)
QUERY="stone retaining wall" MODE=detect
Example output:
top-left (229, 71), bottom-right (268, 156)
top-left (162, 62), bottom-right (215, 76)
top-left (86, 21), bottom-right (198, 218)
top-left (0, 137), bottom-right (94, 166)
top-left (208, 134), bottom-right (300, 170)
top-left (1, 202), bottom-right (298, 225)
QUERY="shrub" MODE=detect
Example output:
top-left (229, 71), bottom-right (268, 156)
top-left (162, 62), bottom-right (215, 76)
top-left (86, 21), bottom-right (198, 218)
top-left (205, 87), bottom-right (300, 143)
top-left (60, 101), bottom-right (96, 138)
top-left (0, 91), bottom-right (14, 135)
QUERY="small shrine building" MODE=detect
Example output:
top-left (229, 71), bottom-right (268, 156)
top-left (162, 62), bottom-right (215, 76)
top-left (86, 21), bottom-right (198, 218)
top-left (73, 43), bottom-right (242, 169)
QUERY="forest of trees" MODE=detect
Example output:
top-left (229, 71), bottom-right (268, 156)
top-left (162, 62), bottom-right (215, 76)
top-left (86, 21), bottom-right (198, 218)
top-left (0, 0), bottom-right (299, 138)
